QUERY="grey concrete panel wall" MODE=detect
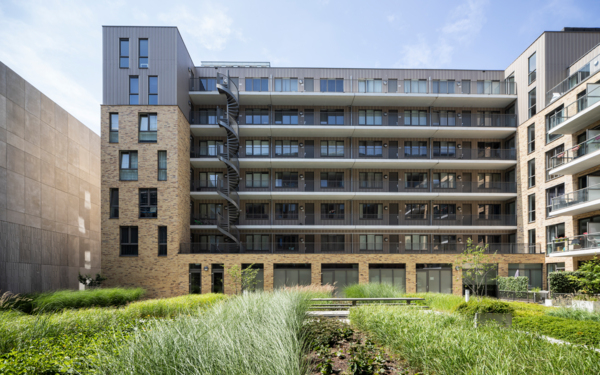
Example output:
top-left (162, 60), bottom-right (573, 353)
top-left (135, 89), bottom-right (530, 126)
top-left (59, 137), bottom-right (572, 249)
top-left (0, 61), bottom-right (101, 293)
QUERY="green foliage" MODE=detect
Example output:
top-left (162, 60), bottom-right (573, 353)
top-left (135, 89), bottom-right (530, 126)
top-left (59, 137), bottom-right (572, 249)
top-left (568, 257), bottom-right (600, 295)
top-left (403, 293), bottom-right (465, 311)
top-left (497, 276), bottom-right (529, 292)
top-left (350, 305), bottom-right (600, 374)
top-left (347, 340), bottom-right (387, 375)
top-left (454, 299), bottom-right (515, 316)
top-left (0, 291), bottom-right (32, 312)
top-left (78, 273), bottom-right (107, 288)
top-left (514, 315), bottom-right (600, 347)
top-left (32, 288), bottom-right (145, 312)
top-left (343, 283), bottom-right (403, 299)
top-left (455, 238), bottom-right (497, 298)
top-left (546, 307), bottom-right (600, 322)
top-left (304, 319), bottom-right (354, 350)
top-left (226, 264), bottom-right (261, 294)
top-left (123, 293), bottom-right (227, 318)
top-left (549, 271), bottom-right (583, 293)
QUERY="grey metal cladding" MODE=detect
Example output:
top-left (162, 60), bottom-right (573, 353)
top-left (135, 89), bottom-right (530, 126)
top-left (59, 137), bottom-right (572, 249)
top-left (102, 26), bottom-right (179, 106)
top-left (176, 30), bottom-right (195, 121)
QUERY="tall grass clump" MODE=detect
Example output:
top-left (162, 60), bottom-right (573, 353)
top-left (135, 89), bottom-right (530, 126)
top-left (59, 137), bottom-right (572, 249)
top-left (32, 288), bottom-right (145, 312)
top-left (403, 292), bottom-right (465, 311)
top-left (123, 293), bottom-right (227, 318)
top-left (351, 305), bottom-right (600, 374)
top-left (546, 307), bottom-right (600, 322)
top-left (283, 284), bottom-right (334, 299)
top-left (343, 283), bottom-right (403, 299)
top-left (96, 291), bottom-right (311, 375)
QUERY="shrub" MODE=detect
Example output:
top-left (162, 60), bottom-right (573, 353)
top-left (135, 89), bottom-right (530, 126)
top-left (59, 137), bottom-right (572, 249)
top-left (123, 293), bottom-right (227, 318)
top-left (32, 288), bottom-right (145, 312)
top-left (497, 276), bottom-right (528, 292)
top-left (454, 299), bottom-right (515, 316)
top-left (343, 283), bottom-right (403, 299)
top-left (304, 318), bottom-right (354, 350)
top-left (403, 293), bottom-right (465, 311)
top-left (514, 315), bottom-right (600, 347)
top-left (569, 257), bottom-right (600, 295)
top-left (546, 307), bottom-right (600, 323)
top-left (548, 271), bottom-right (582, 293)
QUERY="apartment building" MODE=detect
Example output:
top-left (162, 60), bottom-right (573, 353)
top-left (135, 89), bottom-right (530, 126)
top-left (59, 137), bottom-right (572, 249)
top-left (101, 26), bottom-right (600, 297)
top-left (0, 62), bottom-right (101, 293)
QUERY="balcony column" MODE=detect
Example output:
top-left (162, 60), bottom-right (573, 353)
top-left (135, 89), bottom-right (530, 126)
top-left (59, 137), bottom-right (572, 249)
top-left (359, 262), bottom-right (370, 284)
top-left (264, 261), bottom-right (274, 292)
top-left (405, 262), bottom-right (417, 293)
top-left (311, 262), bottom-right (322, 286)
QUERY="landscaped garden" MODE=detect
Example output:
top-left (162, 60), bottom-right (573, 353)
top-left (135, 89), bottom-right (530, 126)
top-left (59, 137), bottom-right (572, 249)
top-left (1, 283), bottom-right (600, 374)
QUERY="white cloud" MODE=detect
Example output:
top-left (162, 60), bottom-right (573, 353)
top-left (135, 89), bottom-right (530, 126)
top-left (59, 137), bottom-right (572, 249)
top-left (387, 15), bottom-right (396, 23)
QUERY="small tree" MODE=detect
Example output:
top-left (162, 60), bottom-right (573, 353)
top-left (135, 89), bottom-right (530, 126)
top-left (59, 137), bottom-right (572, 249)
top-left (226, 264), bottom-right (261, 295)
top-left (78, 273), bottom-right (107, 289)
top-left (568, 256), bottom-right (600, 295)
top-left (455, 238), bottom-right (497, 299)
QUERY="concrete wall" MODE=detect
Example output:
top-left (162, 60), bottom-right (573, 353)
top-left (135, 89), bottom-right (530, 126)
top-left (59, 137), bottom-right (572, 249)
top-left (0, 61), bottom-right (101, 293)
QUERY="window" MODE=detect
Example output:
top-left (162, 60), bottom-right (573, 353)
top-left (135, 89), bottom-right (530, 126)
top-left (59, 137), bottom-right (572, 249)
top-left (158, 226), bottom-right (167, 256)
top-left (275, 203), bottom-right (299, 219)
top-left (478, 235), bottom-right (501, 245)
top-left (274, 236), bottom-right (299, 252)
top-left (388, 110), bottom-right (398, 125)
top-left (477, 173), bottom-right (501, 189)
top-left (148, 76), bottom-right (158, 104)
top-left (129, 76), bottom-right (139, 105)
top-left (119, 38), bottom-right (129, 68)
top-left (359, 141), bottom-right (382, 157)
top-left (139, 39), bottom-right (148, 68)
top-left (359, 172), bottom-right (383, 188)
top-left (320, 109), bottom-right (344, 125)
top-left (246, 235), bottom-right (269, 251)
top-left (274, 109), bottom-right (298, 124)
top-left (320, 140), bottom-right (344, 156)
top-left (245, 140), bottom-right (269, 156)
top-left (198, 203), bottom-right (222, 220)
top-left (432, 80), bottom-right (455, 94)
top-left (120, 226), bottom-right (138, 256)
top-left (404, 141), bottom-right (428, 158)
top-left (110, 189), bottom-right (119, 218)
top-left (547, 223), bottom-right (565, 246)
top-left (156, 151), bottom-right (167, 181)
top-left (321, 203), bottom-right (345, 219)
top-left (139, 114), bottom-right (157, 142)
top-left (477, 80), bottom-right (500, 94)
top-left (245, 203), bottom-right (268, 219)
top-left (304, 78), bottom-right (314, 92)
top-left (320, 78), bottom-right (344, 92)
top-left (359, 203), bottom-right (383, 219)
top-left (245, 172), bottom-right (269, 188)
top-left (527, 124), bottom-right (535, 153)
top-left (432, 111), bottom-right (456, 126)
top-left (358, 79), bottom-right (382, 93)
top-left (275, 172), bottom-right (298, 188)
top-left (433, 173), bottom-right (456, 189)
top-left (546, 145), bottom-right (564, 180)
top-left (320, 172), bottom-right (344, 188)
top-left (405, 204), bottom-right (427, 219)
top-left (199, 78), bottom-right (217, 91)
top-left (304, 109), bottom-right (314, 125)
top-left (120, 151), bottom-right (138, 180)
top-left (358, 110), bottom-right (383, 125)
top-left (528, 229), bottom-right (536, 252)
top-left (404, 79), bottom-right (427, 93)
top-left (528, 52), bottom-right (536, 85)
top-left (139, 188), bottom-right (158, 218)
top-left (275, 140), bottom-right (299, 157)
top-left (198, 140), bottom-right (223, 156)
top-left (245, 78), bottom-right (269, 92)
top-left (404, 110), bottom-right (428, 126)
top-left (359, 235), bottom-right (383, 251)
top-left (388, 79), bottom-right (397, 93)
top-left (197, 109), bottom-right (217, 124)
top-left (433, 235), bottom-right (456, 251)
top-left (405, 172), bottom-right (427, 189)
top-left (546, 184), bottom-right (564, 217)
top-left (433, 141), bottom-right (456, 157)
top-left (405, 235), bottom-right (428, 250)
top-left (109, 113), bottom-right (119, 143)
top-left (509, 264), bottom-right (542, 289)
top-left (528, 159), bottom-right (535, 188)
top-left (274, 78), bottom-right (298, 92)
top-left (198, 172), bottom-right (223, 188)
top-left (245, 109), bottom-right (269, 124)
top-left (478, 204), bottom-right (501, 219)
top-left (528, 194), bottom-right (536, 222)
top-left (321, 235), bottom-right (345, 252)
top-left (546, 105), bottom-right (564, 143)
top-left (433, 204), bottom-right (456, 219)
top-left (528, 88), bottom-right (536, 118)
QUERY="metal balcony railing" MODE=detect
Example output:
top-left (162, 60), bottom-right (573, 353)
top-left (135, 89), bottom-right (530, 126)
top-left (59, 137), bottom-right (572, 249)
top-left (550, 135), bottom-right (600, 169)
top-left (551, 183), bottom-right (600, 212)
top-left (547, 232), bottom-right (600, 255)
top-left (547, 83), bottom-right (600, 132)
top-left (546, 53), bottom-right (600, 104)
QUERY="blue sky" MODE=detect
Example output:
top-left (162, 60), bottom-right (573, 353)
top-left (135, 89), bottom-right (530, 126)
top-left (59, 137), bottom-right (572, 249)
top-left (1, 0), bottom-right (600, 134)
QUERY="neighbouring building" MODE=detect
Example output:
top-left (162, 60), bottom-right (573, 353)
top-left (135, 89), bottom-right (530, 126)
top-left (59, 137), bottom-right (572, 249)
top-left (100, 26), bottom-right (600, 298)
top-left (0, 62), bottom-right (101, 293)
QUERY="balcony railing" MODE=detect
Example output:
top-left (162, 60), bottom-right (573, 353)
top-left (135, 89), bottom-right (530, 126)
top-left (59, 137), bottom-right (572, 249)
top-left (546, 52), bottom-right (600, 104)
top-left (190, 214), bottom-right (219, 226)
top-left (550, 135), bottom-right (600, 169)
top-left (547, 232), bottom-right (600, 255)
top-left (547, 83), bottom-right (600, 132)
top-left (551, 183), bottom-right (600, 212)
top-left (180, 242), bottom-right (539, 254)
top-left (191, 144), bottom-right (225, 158)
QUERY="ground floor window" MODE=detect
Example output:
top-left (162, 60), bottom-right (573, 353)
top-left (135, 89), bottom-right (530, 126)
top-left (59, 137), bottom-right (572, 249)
top-left (462, 264), bottom-right (498, 297)
top-left (369, 264), bottom-right (406, 293)
top-left (322, 264), bottom-right (359, 296)
top-left (212, 264), bottom-right (224, 293)
top-left (274, 264), bottom-right (311, 288)
top-left (189, 264), bottom-right (202, 294)
top-left (509, 263), bottom-right (543, 289)
top-left (242, 263), bottom-right (264, 291)
top-left (416, 264), bottom-right (452, 294)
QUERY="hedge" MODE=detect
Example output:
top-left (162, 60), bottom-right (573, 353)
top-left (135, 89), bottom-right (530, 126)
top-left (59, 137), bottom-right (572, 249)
top-left (548, 271), bottom-right (582, 293)
top-left (454, 299), bottom-right (515, 316)
top-left (513, 315), bottom-right (600, 347)
top-left (497, 276), bottom-right (528, 292)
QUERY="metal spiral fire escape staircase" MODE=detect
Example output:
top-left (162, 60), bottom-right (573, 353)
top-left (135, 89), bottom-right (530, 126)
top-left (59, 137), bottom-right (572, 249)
top-left (215, 72), bottom-right (242, 251)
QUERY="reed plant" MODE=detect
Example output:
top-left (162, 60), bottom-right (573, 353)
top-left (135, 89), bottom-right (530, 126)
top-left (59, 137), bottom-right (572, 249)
top-left (343, 283), bottom-right (403, 299)
top-left (546, 307), bottom-right (600, 322)
top-left (32, 288), bottom-right (145, 312)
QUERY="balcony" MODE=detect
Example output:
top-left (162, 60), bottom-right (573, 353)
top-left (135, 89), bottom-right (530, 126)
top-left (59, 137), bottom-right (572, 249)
top-left (547, 232), bottom-right (600, 257)
top-left (189, 111), bottom-right (517, 139)
top-left (189, 77), bottom-right (517, 108)
top-left (546, 52), bottom-right (600, 105)
top-left (179, 242), bottom-right (539, 255)
top-left (550, 183), bottom-right (600, 216)
top-left (547, 83), bottom-right (600, 135)
top-left (548, 135), bottom-right (600, 176)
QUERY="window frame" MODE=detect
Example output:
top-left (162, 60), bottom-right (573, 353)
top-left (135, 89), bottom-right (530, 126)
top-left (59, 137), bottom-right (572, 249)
top-left (274, 78), bottom-right (298, 92)
top-left (109, 113), bottom-right (119, 143)
top-left (120, 226), bottom-right (138, 256)
top-left (528, 158), bottom-right (535, 188)
top-left (528, 52), bottom-right (536, 85)
top-left (158, 226), bottom-right (167, 256)
top-left (158, 151), bottom-right (167, 181)
top-left (148, 76), bottom-right (158, 104)
top-left (320, 140), bottom-right (345, 157)
top-left (321, 203), bottom-right (345, 220)
top-left (359, 234), bottom-right (383, 251)
top-left (527, 124), bottom-right (535, 153)
top-left (433, 172), bottom-right (456, 189)
top-left (275, 171), bottom-right (298, 188)
top-left (119, 38), bottom-right (129, 68)
top-left (320, 78), bottom-right (344, 93)
top-left (358, 140), bottom-right (383, 157)
top-left (245, 172), bottom-right (270, 188)
top-left (275, 203), bottom-right (299, 220)
top-left (119, 151), bottom-right (138, 181)
top-left (359, 203), bottom-right (383, 220)
top-left (274, 140), bottom-right (299, 157)
top-left (358, 109), bottom-right (383, 125)
top-left (245, 78), bottom-right (269, 92)
top-left (109, 188), bottom-right (119, 219)
top-left (139, 38), bottom-right (149, 68)
top-left (139, 188), bottom-right (158, 219)
top-left (528, 194), bottom-right (536, 223)
top-left (405, 203), bottom-right (427, 220)
top-left (545, 145), bottom-right (564, 181)
top-left (129, 76), bottom-right (139, 105)
top-left (528, 87), bottom-right (536, 119)
top-left (245, 140), bottom-right (270, 156)
top-left (246, 234), bottom-right (270, 251)
top-left (245, 203), bottom-right (269, 220)
top-left (320, 172), bottom-right (344, 189)
top-left (138, 113), bottom-right (157, 143)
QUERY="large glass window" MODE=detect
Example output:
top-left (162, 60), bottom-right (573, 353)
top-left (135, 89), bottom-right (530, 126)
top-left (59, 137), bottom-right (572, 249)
top-left (198, 172), bottom-right (223, 188)
top-left (528, 124), bottom-right (535, 153)
top-left (320, 140), bottom-right (344, 156)
top-left (528, 194), bottom-right (536, 222)
top-left (274, 78), bottom-right (298, 92)
top-left (359, 203), bottom-right (383, 219)
top-left (358, 110), bottom-right (383, 125)
top-left (433, 235), bottom-right (456, 252)
top-left (274, 237), bottom-right (300, 252)
top-left (245, 109), bottom-right (269, 124)
top-left (358, 141), bottom-right (382, 157)
top-left (432, 111), bottom-right (456, 126)
top-left (433, 141), bottom-right (456, 157)
top-left (404, 141), bottom-right (428, 157)
top-left (432, 80), bottom-right (455, 94)
top-left (246, 235), bottom-right (269, 251)
top-left (359, 235), bottom-right (383, 251)
top-left (509, 264), bottom-right (542, 289)
top-left (433, 204), bottom-right (456, 219)
top-left (129, 76), bottom-right (139, 105)
top-left (197, 109), bottom-right (217, 124)
top-left (528, 52), bottom-right (536, 85)
top-left (110, 189), bottom-right (119, 218)
top-left (245, 78), bottom-right (269, 92)
top-left (546, 145), bottom-right (564, 180)
top-left (528, 88), bottom-right (536, 118)
top-left (320, 172), bottom-right (344, 188)
top-left (477, 173), bottom-right (501, 189)
top-left (139, 114), bottom-right (157, 142)
top-left (320, 110), bottom-right (344, 125)
top-left (120, 226), bottom-right (138, 256)
top-left (275, 140), bottom-right (299, 157)
top-left (120, 151), bottom-right (138, 181)
top-left (139, 188), bottom-right (158, 218)
top-left (528, 159), bottom-right (535, 188)
top-left (369, 264), bottom-right (405, 293)
top-left (245, 140), bottom-right (269, 156)
top-left (198, 203), bottom-right (222, 220)
top-left (148, 76), bottom-right (158, 104)
top-left (245, 172), bottom-right (269, 188)
top-left (109, 113), bottom-right (119, 143)
top-left (274, 264), bottom-right (310, 287)
top-left (199, 78), bottom-right (217, 91)
top-left (275, 203), bottom-right (299, 219)
top-left (478, 204), bottom-right (501, 219)
top-left (359, 172), bottom-right (383, 188)
top-left (119, 38), bottom-right (129, 68)
top-left (321, 203), bottom-right (345, 219)
top-left (528, 229), bottom-right (537, 252)
top-left (546, 184), bottom-right (564, 217)
top-left (405, 235), bottom-right (428, 250)
top-left (405, 172), bottom-right (427, 188)
top-left (198, 140), bottom-right (223, 156)
top-left (275, 172), bottom-right (298, 188)
top-left (320, 78), bottom-right (344, 92)
top-left (477, 80), bottom-right (501, 94)
top-left (404, 110), bottom-right (428, 126)
top-left (139, 39), bottom-right (148, 68)
top-left (433, 172), bottom-right (456, 189)
top-left (358, 79), bottom-right (382, 93)
top-left (245, 203), bottom-right (269, 219)
top-left (274, 109), bottom-right (299, 124)
top-left (405, 204), bottom-right (427, 220)
top-left (404, 79), bottom-right (427, 93)
top-left (321, 235), bottom-right (345, 252)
